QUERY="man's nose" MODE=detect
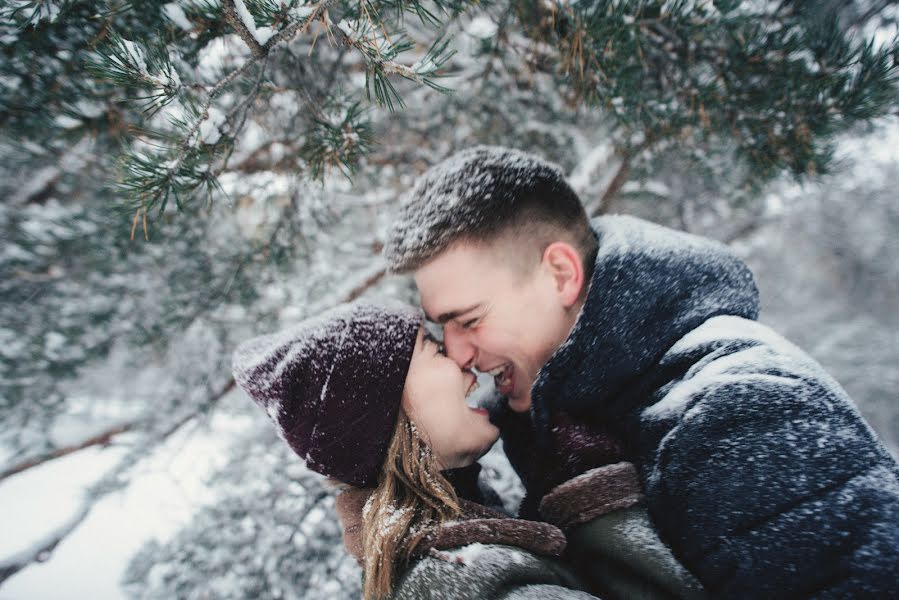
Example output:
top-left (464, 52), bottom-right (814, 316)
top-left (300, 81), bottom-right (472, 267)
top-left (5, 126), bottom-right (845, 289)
top-left (443, 327), bottom-right (476, 370)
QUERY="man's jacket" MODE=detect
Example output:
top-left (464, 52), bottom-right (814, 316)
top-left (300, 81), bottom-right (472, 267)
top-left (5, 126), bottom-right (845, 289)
top-left (532, 215), bottom-right (899, 597)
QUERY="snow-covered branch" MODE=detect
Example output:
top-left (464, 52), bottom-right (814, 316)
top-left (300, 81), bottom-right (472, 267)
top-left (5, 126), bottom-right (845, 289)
top-left (0, 500), bottom-right (91, 584)
top-left (221, 0), bottom-right (267, 58)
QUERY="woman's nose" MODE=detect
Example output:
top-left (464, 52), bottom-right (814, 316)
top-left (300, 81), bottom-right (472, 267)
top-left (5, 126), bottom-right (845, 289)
top-left (443, 329), bottom-right (476, 370)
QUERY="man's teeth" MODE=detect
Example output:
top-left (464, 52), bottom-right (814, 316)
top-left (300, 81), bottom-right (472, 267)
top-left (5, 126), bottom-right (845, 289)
top-left (490, 365), bottom-right (512, 389)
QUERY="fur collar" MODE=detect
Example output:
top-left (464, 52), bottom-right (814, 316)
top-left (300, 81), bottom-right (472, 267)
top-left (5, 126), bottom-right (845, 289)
top-left (335, 487), bottom-right (566, 565)
top-left (539, 461), bottom-right (644, 529)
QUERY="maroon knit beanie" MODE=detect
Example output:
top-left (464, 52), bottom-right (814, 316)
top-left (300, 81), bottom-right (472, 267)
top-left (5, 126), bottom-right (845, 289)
top-left (231, 301), bottom-right (422, 487)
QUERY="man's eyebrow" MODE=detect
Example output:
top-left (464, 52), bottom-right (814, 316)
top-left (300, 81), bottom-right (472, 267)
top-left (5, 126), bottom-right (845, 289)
top-left (433, 304), bottom-right (481, 325)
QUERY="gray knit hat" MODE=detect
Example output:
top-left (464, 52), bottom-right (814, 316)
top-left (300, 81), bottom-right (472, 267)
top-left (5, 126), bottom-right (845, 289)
top-left (231, 301), bottom-right (422, 487)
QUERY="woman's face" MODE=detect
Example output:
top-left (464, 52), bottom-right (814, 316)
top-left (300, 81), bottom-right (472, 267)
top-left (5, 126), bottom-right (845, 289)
top-left (402, 327), bottom-right (500, 469)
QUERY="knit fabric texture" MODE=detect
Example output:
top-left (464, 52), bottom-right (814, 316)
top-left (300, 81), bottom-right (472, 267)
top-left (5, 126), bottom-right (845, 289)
top-left (232, 301), bottom-right (421, 487)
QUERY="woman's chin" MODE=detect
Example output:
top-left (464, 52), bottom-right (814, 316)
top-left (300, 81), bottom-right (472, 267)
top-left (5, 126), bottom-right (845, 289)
top-left (477, 433), bottom-right (501, 458)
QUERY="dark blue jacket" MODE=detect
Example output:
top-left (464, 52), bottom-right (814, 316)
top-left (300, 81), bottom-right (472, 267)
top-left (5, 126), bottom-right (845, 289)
top-left (532, 215), bottom-right (899, 598)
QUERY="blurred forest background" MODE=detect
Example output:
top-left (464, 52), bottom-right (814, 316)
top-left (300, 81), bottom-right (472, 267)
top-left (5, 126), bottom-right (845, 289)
top-left (1, 0), bottom-right (897, 598)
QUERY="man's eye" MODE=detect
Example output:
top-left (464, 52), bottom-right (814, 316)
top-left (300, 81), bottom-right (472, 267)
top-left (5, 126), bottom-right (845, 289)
top-left (461, 318), bottom-right (478, 330)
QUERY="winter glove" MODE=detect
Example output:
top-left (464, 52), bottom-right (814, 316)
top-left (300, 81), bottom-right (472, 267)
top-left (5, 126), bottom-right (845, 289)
top-left (440, 462), bottom-right (503, 507)
top-left (494, 404), bottom-right (626, 519)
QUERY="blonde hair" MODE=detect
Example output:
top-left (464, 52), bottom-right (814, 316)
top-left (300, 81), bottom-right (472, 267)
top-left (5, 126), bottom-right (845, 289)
top-left (361, 408), bottom-right (461, 599)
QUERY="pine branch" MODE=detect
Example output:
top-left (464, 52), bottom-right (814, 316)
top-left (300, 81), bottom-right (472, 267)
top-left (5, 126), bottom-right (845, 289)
top-left (86, 32), bottom-right (182, 115)
top-left (169, 55), bottom-right (267, 169)
top-left (117, 50), bottom-right (269, 219)
top-left (221, 0), bottom-right (267, 58)
top-left (321, 12), bottom-right (456, 110)
top-left (525, 0), bottom-right (899, 186)
top-left (302, 101), bottom-right (375, 178)
top-left (76, 0), bottom-right (468, 219)
top-left (212, 56), bottom-right (270, 176)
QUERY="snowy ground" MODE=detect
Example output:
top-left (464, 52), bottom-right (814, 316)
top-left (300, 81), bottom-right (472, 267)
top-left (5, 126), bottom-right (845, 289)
top-left (1, 119), bottom-right (896, 599)
top-left (0, 391), bottom-right (255, 600)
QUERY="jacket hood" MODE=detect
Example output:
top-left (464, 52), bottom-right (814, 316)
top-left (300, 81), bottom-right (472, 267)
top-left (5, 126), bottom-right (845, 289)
top-left (532, 215), bottom-right (759, 426)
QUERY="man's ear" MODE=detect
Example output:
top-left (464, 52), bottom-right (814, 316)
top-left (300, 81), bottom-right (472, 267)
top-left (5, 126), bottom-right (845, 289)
top-left (542, 242), bottom-right (584, 308)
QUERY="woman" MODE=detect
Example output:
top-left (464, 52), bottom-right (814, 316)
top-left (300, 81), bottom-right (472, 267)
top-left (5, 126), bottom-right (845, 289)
top-left (232, 302), bottom-right (703, 600)
top-left (232, 301), bottom-right (594, 600)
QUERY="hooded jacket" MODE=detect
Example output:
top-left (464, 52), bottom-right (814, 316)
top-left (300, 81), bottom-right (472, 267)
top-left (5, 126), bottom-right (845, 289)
top-left (532, 215), bottom-right (899, 598)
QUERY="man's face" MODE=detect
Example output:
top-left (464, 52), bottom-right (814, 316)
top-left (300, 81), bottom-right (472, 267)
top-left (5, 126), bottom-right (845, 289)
top-left (414, 241), bottom-right (578, 413)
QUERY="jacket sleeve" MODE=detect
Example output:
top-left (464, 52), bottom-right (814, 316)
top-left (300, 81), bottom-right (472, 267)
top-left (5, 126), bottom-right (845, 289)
top-left (391, 544), bottom-right (600, 600)
top-left (539, 462), bottom-right (706, 600)
top-left (635, 319), bottom-right (899, 597)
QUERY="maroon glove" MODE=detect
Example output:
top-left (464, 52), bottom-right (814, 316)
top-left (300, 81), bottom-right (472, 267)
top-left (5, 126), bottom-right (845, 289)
top-left (497, 407), bottom-right (627, 519)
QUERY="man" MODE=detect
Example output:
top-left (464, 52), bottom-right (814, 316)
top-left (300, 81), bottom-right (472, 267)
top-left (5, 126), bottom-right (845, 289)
top-left (384, 146), bottom-right (899, 597)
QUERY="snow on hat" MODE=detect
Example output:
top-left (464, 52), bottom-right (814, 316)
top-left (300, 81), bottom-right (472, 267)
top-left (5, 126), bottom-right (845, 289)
top-left (231, 301), bottom-right (422, 487)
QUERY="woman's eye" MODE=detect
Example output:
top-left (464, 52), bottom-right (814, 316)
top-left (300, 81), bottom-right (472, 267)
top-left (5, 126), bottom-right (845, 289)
top-left (423, 332), bottom-right (446, 355)
top-left (461, 318), bottom-right (478, 330)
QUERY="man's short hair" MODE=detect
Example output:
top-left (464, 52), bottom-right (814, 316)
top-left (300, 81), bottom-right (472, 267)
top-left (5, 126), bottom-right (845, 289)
top-left (385, 146), bottom-right (598, 276)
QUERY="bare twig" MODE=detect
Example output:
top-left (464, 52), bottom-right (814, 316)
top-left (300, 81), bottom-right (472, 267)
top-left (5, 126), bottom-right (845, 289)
top-left (10, 166), bottom-right (61, 206)
top-left (229, 138), bottom-right (291, 172)
top-left (156, 379), bottom-right (237, 440)
top-left (346, 268), bottom-right (387, 302)
top-left (0, 377), bottom-right (238, 581)
top-left (723, 214), bottom-right (779, 244)
top-left (589, 152), bottom-right (632, 217)
top-left (216, 58), bottom-right (270, 175)
top-left (0, 422), bottom-right (137, 483)
top-left (262, 0), bottom-right (340, 53)
top-left (0, 500), bottom-right (91, 583)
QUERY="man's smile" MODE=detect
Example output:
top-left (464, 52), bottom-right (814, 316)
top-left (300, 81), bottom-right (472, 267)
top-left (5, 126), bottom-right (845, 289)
top-left (484, 363), bottom-right (515, 395)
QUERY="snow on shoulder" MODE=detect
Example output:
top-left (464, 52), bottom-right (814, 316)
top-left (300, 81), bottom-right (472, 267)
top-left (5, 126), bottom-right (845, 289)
top-left (441, 541), bottom-right (531, 568)
top-left (642, 314), bottom-right (850, 423)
